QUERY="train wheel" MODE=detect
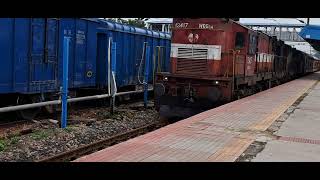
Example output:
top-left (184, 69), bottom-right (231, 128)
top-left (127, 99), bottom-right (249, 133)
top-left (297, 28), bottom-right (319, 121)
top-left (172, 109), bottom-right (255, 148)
top-left (16, 95), bottom-right (43, 120)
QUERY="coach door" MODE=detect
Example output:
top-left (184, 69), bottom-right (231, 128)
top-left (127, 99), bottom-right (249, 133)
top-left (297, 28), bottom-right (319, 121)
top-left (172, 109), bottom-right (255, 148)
top-left (29, 18), bottom-right (58, 92)
top-left (96, 33), bottom-right (108, 88)
top-left (247, 33), bottom-right (257, 76)
top-left (234, 32), bottom-right (246, 76)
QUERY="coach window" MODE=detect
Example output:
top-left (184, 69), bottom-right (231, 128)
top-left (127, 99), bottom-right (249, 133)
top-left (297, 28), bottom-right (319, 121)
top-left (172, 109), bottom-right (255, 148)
top-left (235, 32), bottom-right (245, 49)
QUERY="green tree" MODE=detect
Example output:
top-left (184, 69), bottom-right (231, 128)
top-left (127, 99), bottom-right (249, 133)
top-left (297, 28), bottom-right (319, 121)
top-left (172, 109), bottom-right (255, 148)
top-left (107, 18), bottom-right (149, 28)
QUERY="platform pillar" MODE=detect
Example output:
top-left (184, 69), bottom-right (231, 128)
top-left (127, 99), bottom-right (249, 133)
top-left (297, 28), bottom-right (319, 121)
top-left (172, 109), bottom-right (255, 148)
top-left (144, 45), bottom-right (151, 108)
top-left (110, 42), bottom-right (117, 115)
top-left (61, 36), bottom-right (70, 129)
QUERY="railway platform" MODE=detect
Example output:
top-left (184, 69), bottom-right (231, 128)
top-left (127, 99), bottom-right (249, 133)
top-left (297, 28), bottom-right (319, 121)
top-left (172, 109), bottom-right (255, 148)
top-left (251, 75), bottom-right (320, 161)
top-left (75, 72), bottom-right (320, 162)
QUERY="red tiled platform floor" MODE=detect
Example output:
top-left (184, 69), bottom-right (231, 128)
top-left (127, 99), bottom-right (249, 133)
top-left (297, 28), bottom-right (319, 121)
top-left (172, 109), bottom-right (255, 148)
top-left (75, 73), bottom-right (320, 162)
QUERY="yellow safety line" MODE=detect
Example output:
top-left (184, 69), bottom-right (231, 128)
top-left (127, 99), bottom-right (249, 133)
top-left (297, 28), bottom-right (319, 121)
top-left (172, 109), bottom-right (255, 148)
top-left (208, 76), bottom-right (318, 162)
top-left (249, 83), bottom-right (315, 131)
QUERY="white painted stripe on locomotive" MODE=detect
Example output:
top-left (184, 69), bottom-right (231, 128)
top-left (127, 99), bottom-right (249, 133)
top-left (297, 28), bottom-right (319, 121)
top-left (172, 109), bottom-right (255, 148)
top-left (256, 53), bottom-right (274, 62)
top-left (171, 43), bottom-right (222, 60)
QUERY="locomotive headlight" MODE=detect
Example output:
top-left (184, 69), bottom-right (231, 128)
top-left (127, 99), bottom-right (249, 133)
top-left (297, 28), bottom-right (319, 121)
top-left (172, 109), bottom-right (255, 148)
top-left (163, 77), bottom-right (168, 81)
top-left (215, 81), bottom-right (219, 85)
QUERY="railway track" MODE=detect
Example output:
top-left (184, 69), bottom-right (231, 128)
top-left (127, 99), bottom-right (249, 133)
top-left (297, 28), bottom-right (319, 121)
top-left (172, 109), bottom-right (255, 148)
top-left (36, 121), bottom-right (167, 162)
top-left (0, 98), bottom-right (165, 162)
top-left (0, 120), bottom-right (34, 138)
top-left (0, 120), bottom-right (31, 129)
top-left (0, 97), bottom-right (150, 134)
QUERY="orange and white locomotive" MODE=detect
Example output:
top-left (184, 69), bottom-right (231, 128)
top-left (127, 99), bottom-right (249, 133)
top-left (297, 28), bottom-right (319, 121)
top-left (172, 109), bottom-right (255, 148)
top-left (154, 18), bottom-right (320, 118)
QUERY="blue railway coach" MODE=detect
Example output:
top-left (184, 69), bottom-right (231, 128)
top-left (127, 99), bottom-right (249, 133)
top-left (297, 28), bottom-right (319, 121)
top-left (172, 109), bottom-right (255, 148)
top-left (0, 18), bottom-right (171, 119)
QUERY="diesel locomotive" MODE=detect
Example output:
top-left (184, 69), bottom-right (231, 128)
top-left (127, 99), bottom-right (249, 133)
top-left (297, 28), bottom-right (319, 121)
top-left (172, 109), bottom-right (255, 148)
top-left (154, 18), bottom-right (320, 118)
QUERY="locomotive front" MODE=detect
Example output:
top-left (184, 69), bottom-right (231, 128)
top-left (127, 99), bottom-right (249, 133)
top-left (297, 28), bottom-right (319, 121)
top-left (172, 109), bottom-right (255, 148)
top-left (155, 18), bottom-right (235, 119)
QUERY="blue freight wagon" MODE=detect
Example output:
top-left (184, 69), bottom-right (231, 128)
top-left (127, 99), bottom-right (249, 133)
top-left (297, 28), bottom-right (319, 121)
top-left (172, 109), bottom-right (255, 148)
top-left (95, 19), bottom-right (171, 89)
top-left (0, 18), bottom-right (171, 119)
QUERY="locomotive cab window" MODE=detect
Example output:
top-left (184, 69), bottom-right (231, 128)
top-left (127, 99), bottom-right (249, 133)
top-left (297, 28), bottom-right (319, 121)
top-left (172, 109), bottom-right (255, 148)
top-left (235, 32), bottom-right (245, 49)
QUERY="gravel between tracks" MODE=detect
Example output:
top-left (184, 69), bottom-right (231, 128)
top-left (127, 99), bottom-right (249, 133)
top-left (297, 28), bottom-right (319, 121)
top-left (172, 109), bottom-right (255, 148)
top-left (0, 101), bottom-right (164, 162)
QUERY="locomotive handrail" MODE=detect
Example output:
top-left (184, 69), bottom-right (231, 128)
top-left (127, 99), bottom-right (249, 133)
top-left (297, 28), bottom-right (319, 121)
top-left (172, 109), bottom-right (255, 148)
top-left (228, 49), bottom-right (241, 99)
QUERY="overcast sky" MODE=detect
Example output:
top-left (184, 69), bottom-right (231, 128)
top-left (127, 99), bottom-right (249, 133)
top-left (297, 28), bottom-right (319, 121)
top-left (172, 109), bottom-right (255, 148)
top-left (240, 18), bottom-right (320, 25)
top-left (113, 18), bottom-right (320, 25)
top-left (107, 18), bottom-right (320, 56)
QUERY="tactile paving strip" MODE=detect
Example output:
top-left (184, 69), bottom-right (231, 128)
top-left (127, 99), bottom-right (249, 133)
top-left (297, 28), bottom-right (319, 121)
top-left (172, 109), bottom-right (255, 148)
top-left (277, 136), bottom-right (320, 145)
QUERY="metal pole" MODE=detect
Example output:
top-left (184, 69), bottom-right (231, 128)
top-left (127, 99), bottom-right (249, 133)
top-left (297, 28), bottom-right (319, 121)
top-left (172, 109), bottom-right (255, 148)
top-left (232, 50), bottom-right (235, 99)
top-left (110, 42), bottom-right (117, 115)
top-left (264, 18), bottom-right (281, 40)
top-left (107, 37), bottom-right (112, 95)
top-left (0, 100), bottom-right (61, 113)
top-left (279, 26), bottom-right (282, 40)
top-left (0, 88), bottom-right (154, 114)
top-left (144, 44), bottom-right (151, 108)
top-left (158, 46), bottom-right (162, 72)
top-left (61, 36), bottom-right (70, 129)
top-left (152, 46), bottom-right (156, 88)
top-left (310, 44), bottom-right (312, 55)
